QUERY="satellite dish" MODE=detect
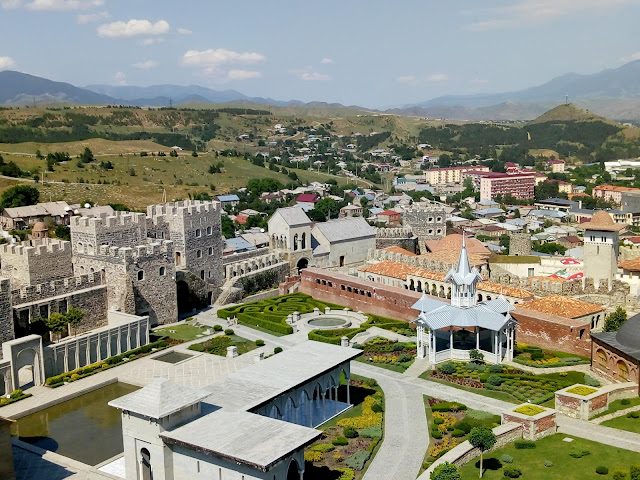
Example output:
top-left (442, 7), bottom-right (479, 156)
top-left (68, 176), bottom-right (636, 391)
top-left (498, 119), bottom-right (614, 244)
top-left (84, 203), bottom-right (91, 208)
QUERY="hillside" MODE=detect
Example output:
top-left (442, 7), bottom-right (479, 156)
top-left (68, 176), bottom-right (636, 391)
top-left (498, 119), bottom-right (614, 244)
top-left (527, 104), bottom-right (613, 125)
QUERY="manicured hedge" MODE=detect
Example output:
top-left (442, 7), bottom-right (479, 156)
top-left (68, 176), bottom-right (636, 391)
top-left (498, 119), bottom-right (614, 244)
top-left (308, 328), bottom-right (366, 345)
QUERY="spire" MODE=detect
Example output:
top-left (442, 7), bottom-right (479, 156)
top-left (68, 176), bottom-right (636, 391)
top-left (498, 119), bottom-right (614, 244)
top-left (455, 232), bottom-right (473, 278)
top-left (445, 232), bottom-right (484, 308)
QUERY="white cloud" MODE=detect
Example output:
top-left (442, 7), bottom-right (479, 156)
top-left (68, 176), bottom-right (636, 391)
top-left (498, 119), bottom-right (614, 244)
top-left (113, 71), bottom-right (126, 85)
top-left (620, 51), bottom-right (640, 63)
top-left (300, 71), bottom-right (331, 81)
top-left (0, 56), bottom-right (16, 70)
top-left (226, 69), bottom-right (261, 80)
top-left (98, 19), bottom-right (169, 38)
top-left (77, 9), bottom-right (108, 23)
top-left (177, 27), bottom-right (192, 35)
top-left (27, 0), bottom-right (103, 10)
top-left (140, 37), bottom-right (164, 46)
top-left (396, 73), bottom-right (448, 85)
top-left (320, 57), bottom-right (334, 64)
top-left (1, 0), bottom-right (22, 8)
top-left (182, 48), bottom-right (265, 68)
top-left (133, 60), bottom-right (157, 69)
top-left (467, 0), bottom-right (636, 30)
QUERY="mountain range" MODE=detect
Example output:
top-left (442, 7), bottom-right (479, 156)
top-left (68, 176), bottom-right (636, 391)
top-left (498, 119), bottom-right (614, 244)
top-left (3, 60), bottom-right (640, 121)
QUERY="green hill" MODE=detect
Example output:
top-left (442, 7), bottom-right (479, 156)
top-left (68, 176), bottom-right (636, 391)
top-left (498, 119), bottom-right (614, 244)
top-left (528, 103), bottom-right (615, 125)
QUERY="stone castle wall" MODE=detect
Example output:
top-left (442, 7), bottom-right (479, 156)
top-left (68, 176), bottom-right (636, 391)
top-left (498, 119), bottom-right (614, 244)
top-left (509, 233), bottom-right (531, 256)
top-left (374, 228), bottom-right (418, 253)
top-left (402, 205), bottom-right (447, 253)
top-left (70, 212), bottom-right (148, 253)
top-left (0, 239), bottom-right (73, 288)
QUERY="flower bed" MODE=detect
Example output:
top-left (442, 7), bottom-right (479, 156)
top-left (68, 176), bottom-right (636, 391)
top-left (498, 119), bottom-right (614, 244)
top-left (513, 405), bottom-right (546, 416)
top-left (0, 389), bottom-right (32, 408)
top-left (356, 337), bottom-right (416, 372)
top-left (429, 361), bottom-right (588, 404)
top-left (304, 378), bottom-right (384, 479)
top-left (513, 343), bottom-right (589, 368)
top-left (188, 334), bottom-right (257, 356)
top-left (309, 313), bottom-right (413, 346)
top-left (45, 339), bottom-right (171, 387)
top-left (566, 386), bottom-right (598, 396)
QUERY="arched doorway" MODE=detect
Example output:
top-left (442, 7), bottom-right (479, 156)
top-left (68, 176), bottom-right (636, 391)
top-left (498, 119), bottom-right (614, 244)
top-left (287, 458), bottom-right (301, 480)
top-left (296, 258), bottom-right (309, 273)
top-left (140, 448), bottom-right (152, 480)
top-left (15, 348), bottom-right (38, 389)
top-left (597, 350), bottom-right (608, 368)
top-left (618, 360), bottom-right (630, 381)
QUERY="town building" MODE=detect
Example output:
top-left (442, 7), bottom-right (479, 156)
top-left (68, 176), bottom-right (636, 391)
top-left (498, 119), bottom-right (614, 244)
top-left (593, 185), bottom-right (640, 206)
top-left (0, 201), bottom-right (72, 230)
top-left (591, 313), bottom-right (640, 384)
top-left (424, 165), bottom-right (490, 185)
top-left (339, 204), bottom-right (363, 218)
top-left (376, 210), bottom-right (401, 226)
top-left (295, 193), bottom-right (319, 212)
top-left (582, 210), bottom-right (625, 290)
top-left (477, 172), bottom-right (536, 201)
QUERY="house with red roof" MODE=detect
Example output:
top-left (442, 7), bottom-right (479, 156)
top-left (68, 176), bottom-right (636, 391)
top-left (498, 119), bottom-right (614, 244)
top-left (296, 193), bottom-right (320, 212)
top-left (377, 210), bottom-right (402, 226)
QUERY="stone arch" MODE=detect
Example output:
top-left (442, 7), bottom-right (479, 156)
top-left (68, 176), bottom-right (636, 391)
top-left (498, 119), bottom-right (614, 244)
top-left (287, 458), bottom-right (302, 480)
top-left (417, 280), bottom-right (422, 293)
top-left (140, 448), bottom-right (152, 480)
top-left (618, 359), bottom-right (630, 381)
top-left (478, 293), bottom-right (483, 302)
top-left (269, 404), bottom-right (282, 419)
top-left (597, 349), bottom-right (608, 368)
top-left (296, 257), bottom-right (309, 273)
top-left (15, 347), bottom-right (39, 389)
top-left (409, 279), bottom-right (415, 291)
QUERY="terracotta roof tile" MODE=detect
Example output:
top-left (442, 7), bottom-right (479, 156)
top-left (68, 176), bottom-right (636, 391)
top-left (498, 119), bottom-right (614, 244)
top-left (620, 257), bottom-right (640, 271)
top-left (424, 234), bottom-right (491, 254)
top-left (519, 295), bottom-right (604, 319)
top-left (421, 250), bottom-right (488, 267)
top-left (383, 246), bottom-right (417, 256)
top-left (360, 261), bottom-right (534, 299)
top-left (512, 308), bottom-right (590, 327)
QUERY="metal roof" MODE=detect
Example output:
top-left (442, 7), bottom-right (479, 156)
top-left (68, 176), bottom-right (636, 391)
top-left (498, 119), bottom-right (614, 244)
top-left (312, 217), bottom-right (375, 243)
top-left (414, 302), bottom-right (513, 331)
top-left (271, 206), bottom-right (311, 227)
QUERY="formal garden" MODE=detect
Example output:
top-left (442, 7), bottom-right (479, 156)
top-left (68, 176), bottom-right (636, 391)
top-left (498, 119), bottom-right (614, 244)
top-left (354, 337), bottom-right (416, 373)
top-left (421, 397), bottom-right (501, 473)
top-left (420, 360), bottom-right (599, 405)
top-left (449, 435), bottom-right (640, 479)
top-left (512, 343), bottom-right (589, 368)
top-left (304, 374), bottom-right (385, 480)
top-left (592, 398), bottom-right (640, 420)
top-left (188, 329), bottom-right (260, 356)
top-left (153, 321), bottom-right (212, 342)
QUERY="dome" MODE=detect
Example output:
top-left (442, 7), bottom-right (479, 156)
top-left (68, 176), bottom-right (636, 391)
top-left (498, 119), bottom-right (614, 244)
top-left (32, 222), bottom-right (47, 232)
top-left (425, 234), bottom-right (490, 255)
top-left (615, 313), bottom-right (640, 349)
top-left (590, 210), bottom-right (614, 227)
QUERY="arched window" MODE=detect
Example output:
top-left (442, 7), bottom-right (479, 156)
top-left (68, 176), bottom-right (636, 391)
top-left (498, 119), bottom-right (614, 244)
top-left (140, 448), bottom-right (151, 480)
top-left (301, 232), bottom-right (306, 249)
top-left (618, 360), bottom-right (629, 381)
top-left (293, 234), bottom-right (298, 251)
top-left (598, 350), bottom-right (607, 368)
top-left (159, 267), bottom-right (166, 276)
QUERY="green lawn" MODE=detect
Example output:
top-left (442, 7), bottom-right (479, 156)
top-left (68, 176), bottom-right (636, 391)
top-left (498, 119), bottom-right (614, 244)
top-left (188, 334), bottom-right (258, 356)
top-left (602, 410), bottom-right (640, 434)
top-left (458, 434), bottom-right (640, 479)
top-left (153, 323), bottom-right (211, 342)
top-left (238, 322), bottom-right (289, 337)
top-left (592, 398), bottom-right (640, 420)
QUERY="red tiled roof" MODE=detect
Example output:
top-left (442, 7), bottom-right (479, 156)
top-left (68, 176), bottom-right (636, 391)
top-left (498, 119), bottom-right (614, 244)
top-left (235, 215), bottom-right (248, 224)
top-left (379, 210), bottom-right (401, 216)
top-left (383, 246), bottom-right (417, 256)
top-left (519, 295), bottom-right (604, 319)
top-left (425, 234), bottom-right (491, 254)
top-left (297, 194), bottom-right (319, 203)
top-left (619, 257), bottom-right (640, 271)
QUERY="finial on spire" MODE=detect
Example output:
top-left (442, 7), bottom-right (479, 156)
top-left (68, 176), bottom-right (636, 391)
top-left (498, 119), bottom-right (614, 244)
top-left (462, 231), bottom-right (466, 248)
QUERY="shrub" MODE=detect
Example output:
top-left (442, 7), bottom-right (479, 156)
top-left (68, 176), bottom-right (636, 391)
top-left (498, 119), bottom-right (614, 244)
top-left (343, 426), bottom-right (358, 438)
top-left (544, 460), bottom-right (553, 467)
top-left (9, 389), bottom-right (23, 399)
top-left (466, 409), bottom-right (497, 420)
top-left (391, 342), bottom-right (405, 352)
top-left (360, 425), bottom-right (382, 438)
top-left (337, 468), bottom-right (355, 480)
top-left (345, 450), bottom-right (371, 471)
top-left (398, 353), bottom-right (412, 363)
top-left (503, 466), bottom-right (522, 478)
top-left (188, 343), bottom-right (205, 352)
top-left (434, 417), bottom-right (445, 425)
top-left (352, 343), bottom-right (364, 350)
top-left (451, 429), bottom-right (465, 438)
top-left (613, 470), bottom-right (628, 480)
top-left (629, 411), bottom-right (640, 419)
top-left (70, 373), bottom-right (80, 381)
top-left (569, 449), bottom-right (591, 458)
top-left (311, 443), bottom-right (334, 453)
top-left (514, 440), bottom-right (536, 449)
top-left (432, 401), bottom-right (467, 412)
top-left (255, 339), bottom-right (265, 347)
top-left (501, 454), bottom-right (513, 464)
top-left (622, 399), bottom-right (631, 406)
top-left (364, 378), bottom-right (378, 388)
top-left (488, 364), bottom-right (504, 373)
top-left (430, 462), bottom-right (461, 480)
top-left (224, 329), bottom-right (234, 335)
top-left (274, 347), bottom-right (283, 354)
top-left (530, 351), bottom-right (544, 360)
top-left (304, 451), bottom-right (324, 462)
top-left (584, 374), bottom-right (601, 387)
top-left (455, 421), bottom-right (471, 434)
top-left (487, 375), bottom-right (503, 386)
top-left (632, 465), bottom-right (640, 480)
top-left (371, 403), bottom-right (383, 413)
top-left (366, 437), bottom-right (380, 452)
top-left (596, 466), bottom-right (609, 475)
top-left (213, 324), bottom-right (223, 331)
top-left (332, 437), bottom-right (348, 446)
top-left (438, 362), bottom-right (456, 374)
top-left (432, 431), bottom-right (443, 439)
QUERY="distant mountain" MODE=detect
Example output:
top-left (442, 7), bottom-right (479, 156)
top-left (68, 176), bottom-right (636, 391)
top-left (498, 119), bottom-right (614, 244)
top-left (0, 71), bottom-right (116, 105)
top-left (528, 103), bottom-right (612, 125)
top-left (396, 60), bottom-right (640, 121)
top-left (85, 84), bottom-right (250, 105)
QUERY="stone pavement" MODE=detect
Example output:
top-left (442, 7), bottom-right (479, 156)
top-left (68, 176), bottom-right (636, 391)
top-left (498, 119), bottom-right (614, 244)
top-left (13, 446), bottom-right (79, 480)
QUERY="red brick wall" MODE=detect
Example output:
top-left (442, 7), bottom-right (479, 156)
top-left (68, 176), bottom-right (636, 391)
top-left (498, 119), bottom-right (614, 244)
top-left (511, 311), bottom-right (591, 356)
top-left (590, 393), bottom-right (608, 412)
top-left (555, 394), bottom-right (580, 410)
top-left (298, 267), bottom-right (428, 321)
top-left (279, 275), bottom-right (301, 295)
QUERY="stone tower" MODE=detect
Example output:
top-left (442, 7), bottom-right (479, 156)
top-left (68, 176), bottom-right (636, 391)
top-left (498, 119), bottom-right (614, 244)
top-left (583, 211), bottom-right (624, 290)
top-left (509, 232), bottom-right (531, 256)
top-left (402, 204), bottom-right (447, 254)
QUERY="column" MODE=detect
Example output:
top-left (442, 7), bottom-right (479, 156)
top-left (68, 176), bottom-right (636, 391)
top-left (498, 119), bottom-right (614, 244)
top-left (449, 326), bottom-right (453, 359)
top-left (510, 327), bottom-right (515, 361)
top-left (75, 338), bottom-right (80, 369)
top-left (417, 326), bottom-right (423, 359)
top-left (145, 320), bottom-right (150, 344)
top-left (346, 376), bottom-right (351, 405)
top-left (499, 329), bottom-right (503, 361)
top-left (137, 319), bottom-right (142, 348)
top-left (308, 392), bottom-right (313, 427)
top-left (126, 322), bottom-right (132, 351)
top-left (494, 331), bottom-right (499, 363)
top-left (321, 391), bottom-right (326, 420)
top-left (97, 332), bottom-right (102, 361)
top-left (117, 326), bottom-right (122, 353)
top-left (334, 387), bottom-right (338, 413)
top-left (476, 327), bottom-right (480, 350)
top-left (430, 331), bottom-right (436, 363)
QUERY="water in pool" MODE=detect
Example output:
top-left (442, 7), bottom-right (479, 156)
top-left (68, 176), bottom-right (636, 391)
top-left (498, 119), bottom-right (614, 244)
top-left (308, 317), bottom-right (347, 327)
top-left (10, 382), bottom-right (139, 466)
top-left (153, 351), bottom-right (194, 364)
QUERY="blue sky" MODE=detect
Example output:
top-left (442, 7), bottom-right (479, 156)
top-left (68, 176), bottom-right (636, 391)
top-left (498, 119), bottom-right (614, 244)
top-left (1, 0), bottom-right (639, 108)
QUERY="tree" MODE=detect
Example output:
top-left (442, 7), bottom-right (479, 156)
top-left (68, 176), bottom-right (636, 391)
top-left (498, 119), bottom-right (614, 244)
top-left (45, 312), bottom-right (68, 334)
top-left (55, 225), bottom-right (71, 241)
top-left (468, 427), bottom-right (496, 478)
top-left (604, 306), bottom-right (628, 332)
top-left (430, 462), bottom-right (461, 480)
top-left (65, 307), bottom-right (85, 327)
top-left (470, 349), bottom-right (484, 363)
top-left (0, 185), bottom-right (40, 209)
top-left (513, 208), bottom-right (521, 218)
top-left (314, 197), bottom-right (339, 220)
top-left (80, 147), bottom-right (95, 163)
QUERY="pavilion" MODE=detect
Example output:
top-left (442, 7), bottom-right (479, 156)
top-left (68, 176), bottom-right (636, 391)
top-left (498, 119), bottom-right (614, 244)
top-left (412, 235), bottom-right (517, 364)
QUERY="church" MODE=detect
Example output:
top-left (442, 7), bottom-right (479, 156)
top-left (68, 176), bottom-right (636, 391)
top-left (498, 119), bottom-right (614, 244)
top-left (413, 235), bottom-right (517, 364)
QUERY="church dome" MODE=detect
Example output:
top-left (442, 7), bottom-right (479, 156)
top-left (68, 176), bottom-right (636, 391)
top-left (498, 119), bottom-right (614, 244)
top-left (32, 222), bottom-right (47, 233)
top-left (615, 313), bottom-right (640, 349)
top-left (590, 210), bottom-right (614, 227)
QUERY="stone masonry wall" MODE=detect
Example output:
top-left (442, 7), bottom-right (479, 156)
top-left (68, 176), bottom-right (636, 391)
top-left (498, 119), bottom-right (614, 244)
top-left (375, 227), bottom-right (418, 253)
top-left (0, 279), bottom-right (12, 359)
top-left (402, 205), bottom-right (447, 254)
top-left (0, 239), bottom-right (73, 288)
top-left (509, 233), bottom-right (531, 256)
top-left (70, 212), bottom-right (148, 252)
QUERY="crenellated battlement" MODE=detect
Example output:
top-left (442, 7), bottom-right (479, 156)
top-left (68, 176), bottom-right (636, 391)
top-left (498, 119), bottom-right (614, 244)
top-left (375, 227), bottom-right (414, 239)
top-left (92, 240), bottom-right (174, 262)
top-left (70, 211), bottom-right (147, 231)
top-left (0, 238), bottom-right (72, 258)
top-left (10, 271), bottom-right (105, 305)
top-left (147, 200), bottom-right (220, 218)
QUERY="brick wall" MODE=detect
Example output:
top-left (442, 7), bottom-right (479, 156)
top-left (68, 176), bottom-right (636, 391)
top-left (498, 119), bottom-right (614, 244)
top-left (299, 268), bottom-right (425, 321)
top-left (590, 393), bottom-right (608, 412)
top-left (502, 412), bottom-right (557, 440)
top-left (511, 309), bottom-right (591, 356)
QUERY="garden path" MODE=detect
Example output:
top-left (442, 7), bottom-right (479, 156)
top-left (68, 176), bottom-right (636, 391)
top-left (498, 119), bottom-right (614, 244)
top-left (592, 405), bottom-right (640, 424)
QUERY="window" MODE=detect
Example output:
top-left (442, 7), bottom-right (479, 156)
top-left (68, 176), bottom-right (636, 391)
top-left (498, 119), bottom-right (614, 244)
top-left (195, 229), bottom-right (201, 237)
top-left (207, 226), bottom-right (212, 235)
top-left (196, 250), bottom-right (202, 258)
top-left (138, 271), bottom-right (144, 281)
top-left (200, 270), bottom-right (205, 279)
top-left (527, 268), bottom-right (534, 277)
top-left (208, 247), bottom-right (213, 255)
top-left (159, 267), bottom-right (166, 276)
